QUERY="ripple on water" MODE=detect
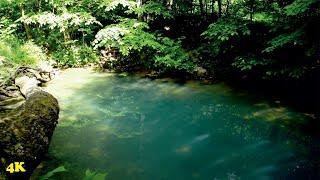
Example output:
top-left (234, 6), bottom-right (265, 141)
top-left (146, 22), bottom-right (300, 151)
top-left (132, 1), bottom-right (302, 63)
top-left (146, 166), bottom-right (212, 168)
top-left (33, 68), bottom-right (317, 180)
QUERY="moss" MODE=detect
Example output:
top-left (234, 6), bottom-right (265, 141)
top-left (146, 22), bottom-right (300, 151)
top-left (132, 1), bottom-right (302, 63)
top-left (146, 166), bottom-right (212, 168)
top-left (0, 90), bottom-right (59, 179)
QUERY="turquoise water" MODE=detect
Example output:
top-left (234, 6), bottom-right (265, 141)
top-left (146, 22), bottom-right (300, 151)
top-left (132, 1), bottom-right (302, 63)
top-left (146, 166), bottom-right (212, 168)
top-left (32, 69), bottom-right (317, 180)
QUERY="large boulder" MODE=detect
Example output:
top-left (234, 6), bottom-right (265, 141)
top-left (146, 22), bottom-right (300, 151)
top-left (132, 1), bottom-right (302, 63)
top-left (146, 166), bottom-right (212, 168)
top-left (0, 76), bottom-right (59, 179)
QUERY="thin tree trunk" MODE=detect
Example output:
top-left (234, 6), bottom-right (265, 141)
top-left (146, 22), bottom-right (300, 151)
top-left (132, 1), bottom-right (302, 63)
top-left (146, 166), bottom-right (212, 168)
top-left (199, 0), bottom-right (204, 15)
top-left (205, 0), bottom-right (208, 15)
top-left (211, 0), bottom-right (214, 14)
top-left (226, 0), bottom-right (231, 15)
top-left (38, 0), bottom-right (41, 12)
top-left (167, 0), bottom-right (173, 9)
top-left (20, 3), bottom-right (32, 40)
top-left (250, 0), bottom-right (254, 22)
top-left (217, 0), bottom-right (222, 17)
top-left (136, 0), bottom-right (143, 20)
top-left (63, 30), bottom-right (71, 42)
top-left (136, 0), bottom-right (142, 7)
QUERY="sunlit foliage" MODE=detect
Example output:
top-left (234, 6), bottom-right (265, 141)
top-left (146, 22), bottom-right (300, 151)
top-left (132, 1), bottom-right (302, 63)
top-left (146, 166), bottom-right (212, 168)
top-left (0, 0), bottom-right (319, 78)
top-left (94, 19), bottom-right (194, 72)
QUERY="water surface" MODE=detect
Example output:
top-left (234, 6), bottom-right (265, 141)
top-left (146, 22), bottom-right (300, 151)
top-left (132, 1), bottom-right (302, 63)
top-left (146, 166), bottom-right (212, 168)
top-left (32, 68), bottom-right (317, 180)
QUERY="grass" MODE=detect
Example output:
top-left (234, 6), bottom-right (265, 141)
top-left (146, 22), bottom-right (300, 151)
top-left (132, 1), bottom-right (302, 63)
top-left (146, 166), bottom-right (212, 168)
top-left (0, 36), bottom-right (46, 85)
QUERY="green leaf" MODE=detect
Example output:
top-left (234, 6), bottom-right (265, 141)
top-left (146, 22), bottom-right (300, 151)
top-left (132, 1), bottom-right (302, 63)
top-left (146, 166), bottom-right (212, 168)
top-left (285, 0), bottom-right (318, 16)
top-left (39, 166), bottom-right (67, 180)
top-left (83, 169), bottom-right (107, 180)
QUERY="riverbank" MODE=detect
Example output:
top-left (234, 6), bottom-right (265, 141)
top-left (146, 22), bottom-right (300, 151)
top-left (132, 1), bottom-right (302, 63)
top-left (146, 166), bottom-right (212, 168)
top-left (0, 66), bottom-right (59, 179)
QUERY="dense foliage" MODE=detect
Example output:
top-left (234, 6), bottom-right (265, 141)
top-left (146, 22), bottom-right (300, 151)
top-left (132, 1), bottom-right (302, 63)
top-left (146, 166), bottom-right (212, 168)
top-left (0, 0), bottom-right (319, 80)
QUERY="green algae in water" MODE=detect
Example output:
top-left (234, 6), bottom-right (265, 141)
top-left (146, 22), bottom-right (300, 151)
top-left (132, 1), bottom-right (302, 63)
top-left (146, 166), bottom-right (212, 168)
top-left (32, 69), bottom-right (318, 180)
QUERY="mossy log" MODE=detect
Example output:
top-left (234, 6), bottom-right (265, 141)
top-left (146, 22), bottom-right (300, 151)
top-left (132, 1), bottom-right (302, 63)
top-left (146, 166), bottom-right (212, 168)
top-left (0, 76), bottom-right (59, 179)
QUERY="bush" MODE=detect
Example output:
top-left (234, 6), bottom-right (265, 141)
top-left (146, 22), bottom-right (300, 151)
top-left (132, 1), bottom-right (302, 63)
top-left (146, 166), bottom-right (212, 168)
top-left (0, 36), bottom-right (47, 85)
top-left (93, 19), bottom-right (195, 73)
top-left (52, 44), bottom-right (98, 67)
top-left (0, 39), bottom-right (44, 66)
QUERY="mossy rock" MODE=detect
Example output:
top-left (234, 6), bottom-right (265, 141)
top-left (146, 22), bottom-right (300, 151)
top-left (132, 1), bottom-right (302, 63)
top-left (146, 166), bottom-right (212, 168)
top-left (0, 90), bottom-right (59, 179)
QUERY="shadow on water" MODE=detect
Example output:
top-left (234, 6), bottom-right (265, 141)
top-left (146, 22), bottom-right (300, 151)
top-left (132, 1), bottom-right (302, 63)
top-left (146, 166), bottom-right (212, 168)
top-left (32, 69), bottom-right (319, 180)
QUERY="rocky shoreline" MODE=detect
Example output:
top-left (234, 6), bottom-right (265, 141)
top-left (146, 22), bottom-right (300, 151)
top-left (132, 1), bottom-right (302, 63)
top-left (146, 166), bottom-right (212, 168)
top-left (0, 66), bottom-right (59, 179)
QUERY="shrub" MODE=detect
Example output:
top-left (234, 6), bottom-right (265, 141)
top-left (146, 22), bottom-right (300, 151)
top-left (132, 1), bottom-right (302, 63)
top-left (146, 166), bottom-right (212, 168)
top-left (52, 44), bottom-right (98, 67)
top-left (93, 19), bottom-right (195, 73)
top-left (0, 37), bottom-right (45, 66)
top-left (0, 37), bottom-right (47, 85)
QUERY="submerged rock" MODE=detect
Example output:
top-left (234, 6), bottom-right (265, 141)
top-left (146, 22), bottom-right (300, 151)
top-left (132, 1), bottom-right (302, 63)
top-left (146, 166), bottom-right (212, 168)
top-left (0, 76), bottom-right (59, 179)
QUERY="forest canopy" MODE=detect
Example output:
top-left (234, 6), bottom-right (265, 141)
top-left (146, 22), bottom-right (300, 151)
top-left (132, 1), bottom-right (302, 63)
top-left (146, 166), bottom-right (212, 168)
top-left (0, 0), bottom-right (319, 83)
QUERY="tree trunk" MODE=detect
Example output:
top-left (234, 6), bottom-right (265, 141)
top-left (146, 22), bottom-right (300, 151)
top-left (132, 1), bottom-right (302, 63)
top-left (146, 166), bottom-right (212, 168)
top-left (136, 0), bottom-right (143, 20)
top-left (205, 0), bottom-right (208, 15)
top-left (167, 0), bottom-right (173, 10)
top-left (19, 4), bottom-right (32, 40)
top-left (217, 0), bottom-right (222, 17)
top-left (250, 0), bottom-right (254, 22)
top-left (199, 0), bottom-right (204, 15)
top-left (226, 0), bottom-right (231, 15)
top-left (63, 30), bottom-right (71, 42)
top-left (38, 0), bottom-right (41, 12)
top-left (211, 0), bottom-right (214, 14)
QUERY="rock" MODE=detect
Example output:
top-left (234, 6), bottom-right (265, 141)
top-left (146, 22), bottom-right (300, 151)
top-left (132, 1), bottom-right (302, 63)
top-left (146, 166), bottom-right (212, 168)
top-left (15, 76), bottom-right (39, 98)
top-left (194, 66), bottom-right (207, 77)
top-left (5, 86), bottom-right (19, 91)
top-left (0, 101), bottom-right (25, 110)
top-left (37, 60), bottom-right (54, 73)
top-left (0, 95), bottom-right (8, 101)
top-left (0, 56), bottom-right (4, 66)
top-left (0, 96), bottom-right (25, 110)
top-left (0, 77), bottom-right (59, 179)
top-left (145, 71), bottom-right (160, 79)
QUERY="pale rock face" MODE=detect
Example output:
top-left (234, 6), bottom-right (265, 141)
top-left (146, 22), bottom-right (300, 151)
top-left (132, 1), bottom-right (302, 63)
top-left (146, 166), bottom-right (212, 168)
top-left (0, 56), bottom-right (4, 65)
top-left (15, 76), bottom-right (39, 98)
top-left (37, 60), bottom-right (54, 72)
top-left (194, 66), bottom-right (207, 76)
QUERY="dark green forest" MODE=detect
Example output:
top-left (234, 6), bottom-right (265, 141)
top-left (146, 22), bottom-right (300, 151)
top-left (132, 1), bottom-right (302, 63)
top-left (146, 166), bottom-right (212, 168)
top-left (1, 0), bottom-right (318, 77)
